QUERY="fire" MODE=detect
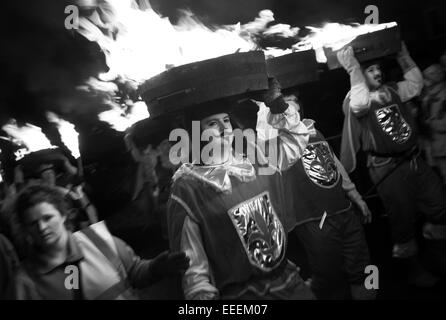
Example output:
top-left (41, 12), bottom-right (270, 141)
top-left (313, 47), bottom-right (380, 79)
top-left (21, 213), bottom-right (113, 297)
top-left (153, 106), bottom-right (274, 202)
top-left (294, 22), bottom-right (398, 63)
top-left (76, 1), bottom-right (299, 84)
top-left (2, 120), bottom-right (56, 158)
top-left (75, 0), bottom-right (299, 129)
top-left (98, 100), bottom-right (149, 132)
top-left (46, 112), bottom-right (81, 159)
top-left (75, 0), bottom-right (398, 129)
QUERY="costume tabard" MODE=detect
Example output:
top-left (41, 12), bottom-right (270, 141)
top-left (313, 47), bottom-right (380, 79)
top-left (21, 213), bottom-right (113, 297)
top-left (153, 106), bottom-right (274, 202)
top-left (284, 130), bottom-right (371, 299)
top-left (340, 56), bottom-right (446, 258)
top-left (167, 99), bottom-right (316, 299)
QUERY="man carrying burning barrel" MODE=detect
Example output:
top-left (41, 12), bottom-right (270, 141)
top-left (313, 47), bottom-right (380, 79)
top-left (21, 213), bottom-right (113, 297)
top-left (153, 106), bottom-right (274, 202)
top-left (166, 79), bottom-right (316, 300)
top-left (338, 42), bottom-right (446, 285)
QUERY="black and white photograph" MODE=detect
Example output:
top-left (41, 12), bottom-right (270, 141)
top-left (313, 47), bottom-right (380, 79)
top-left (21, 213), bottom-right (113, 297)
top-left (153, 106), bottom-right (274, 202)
top-left (1, 0), bottom-right (446, 308)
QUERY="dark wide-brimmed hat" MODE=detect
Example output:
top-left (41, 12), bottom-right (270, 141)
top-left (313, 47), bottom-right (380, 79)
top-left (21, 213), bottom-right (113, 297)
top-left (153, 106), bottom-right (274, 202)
top-left (360, 58), bottom-right (382, 70)
top-left (230, 99), bottom-right (260, 130)
top-left (127, 114), bottom-right (174, 149)
top-left (18, 148), bottom-right (67, 179)
top-left (186, 98), bottom-right (236, 122)
top-left (182, 97), bottom-right (260, 130)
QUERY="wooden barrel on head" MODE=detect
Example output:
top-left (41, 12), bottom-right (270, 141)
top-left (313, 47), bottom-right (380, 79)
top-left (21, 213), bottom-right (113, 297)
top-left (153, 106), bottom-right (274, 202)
top-left (323, 25), bottom-right (402, 70)
top-left (138, 51), bottom-right (269, 118)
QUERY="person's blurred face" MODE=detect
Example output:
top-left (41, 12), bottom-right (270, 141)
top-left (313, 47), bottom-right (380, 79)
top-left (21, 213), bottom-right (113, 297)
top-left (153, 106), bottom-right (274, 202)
top-left (200, 113), bottom-right (234, 146)
top-left (284, 94), bottom-right (301, 115)
top-left (423, 64), bottom-right (444, 88)
top-left (23, 202), bottom-right (67, 249)
top-left (363, 64), bottom-right (383, 90)
top-left (157, 139), bottom-right (176, 169)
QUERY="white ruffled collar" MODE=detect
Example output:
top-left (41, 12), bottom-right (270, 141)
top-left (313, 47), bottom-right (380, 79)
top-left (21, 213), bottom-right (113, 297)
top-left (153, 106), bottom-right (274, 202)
top-left (172, 154), bottom-right (256, 193)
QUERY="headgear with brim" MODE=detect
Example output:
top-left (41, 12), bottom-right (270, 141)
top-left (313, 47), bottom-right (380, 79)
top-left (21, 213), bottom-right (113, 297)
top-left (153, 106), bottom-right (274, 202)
top-left (186, 98), bottom-right (235, 122)
top-left (18, 148), bottom-right (66, 179)
top-left (182, 98), bottom-right (235, 133)
top-left (230, 99), bottom-right (260, 130)
top-left (128, 114), bottom-right (173, 149)
top-left (183, 97), bottom-right (260, 131)
top-left (360, 58), bottom-right (382, 70)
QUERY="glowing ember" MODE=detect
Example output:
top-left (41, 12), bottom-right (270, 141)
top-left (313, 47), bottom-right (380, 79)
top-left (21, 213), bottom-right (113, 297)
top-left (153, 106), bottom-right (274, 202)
top-left (294, 22), bottom-right (398, 63)
top-left (46, 112), bottom-right (81, 159)
top-left (98, 101), bottom-right (150, 132)
top-left (2, 120), bottom-right (56, 156)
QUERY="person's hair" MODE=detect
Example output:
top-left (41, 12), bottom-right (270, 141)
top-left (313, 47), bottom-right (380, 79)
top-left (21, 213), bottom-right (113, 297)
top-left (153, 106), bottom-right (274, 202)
top-left (361, 58), bottom-right (382, 71)
top-left (14, 184), bottom-right (69, 227)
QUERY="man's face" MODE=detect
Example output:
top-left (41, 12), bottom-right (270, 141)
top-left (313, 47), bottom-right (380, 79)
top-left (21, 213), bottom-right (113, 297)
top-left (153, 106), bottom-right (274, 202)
top-left (200, 113), bottom-right (234, 145)
top-left (363, 64), bottom-right (383, 90)
top-left (24, 202), bottom-right (67, 249)
top-left (199, 113), bottom-right (234, 163)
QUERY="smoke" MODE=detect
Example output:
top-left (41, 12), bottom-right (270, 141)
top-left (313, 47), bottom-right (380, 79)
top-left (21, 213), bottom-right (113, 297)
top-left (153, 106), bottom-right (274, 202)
top-left (0, 0), bottom-right (109, 126)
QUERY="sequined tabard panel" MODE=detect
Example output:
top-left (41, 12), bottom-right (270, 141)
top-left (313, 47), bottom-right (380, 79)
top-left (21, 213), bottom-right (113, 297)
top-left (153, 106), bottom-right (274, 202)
top-left (301, 141), bottom-right (339, 188)
top-left (228, 192), bottom-right (285, 272)
top-left (375, 104), bottom-right (412, 144)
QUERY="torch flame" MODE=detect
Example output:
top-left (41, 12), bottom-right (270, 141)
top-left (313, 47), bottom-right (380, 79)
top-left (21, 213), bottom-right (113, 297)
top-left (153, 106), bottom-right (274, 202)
top-left (2, 120), bottom-right (56, 155)
top-left (294, 22), bottom-right (398, 63)
top-left (74, 0), bottom-right (398, 130)
top-left (98, 100), bottom-right (149, 132)
top-left (75, 1), bottom-right (300, 130)
top-left (46, 112), bottom-right (81, 159)
top-left (76, 1), bottom-right (299, 83)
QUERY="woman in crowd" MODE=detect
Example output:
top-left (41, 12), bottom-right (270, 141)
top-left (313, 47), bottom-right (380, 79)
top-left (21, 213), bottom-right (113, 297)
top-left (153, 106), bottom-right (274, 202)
top-left (14, 184), bottom-right (189, 300)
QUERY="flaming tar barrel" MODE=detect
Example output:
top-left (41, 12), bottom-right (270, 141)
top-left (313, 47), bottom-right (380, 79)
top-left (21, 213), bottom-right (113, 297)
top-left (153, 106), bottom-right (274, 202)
top-left (266, 50), bottom-right (319, 89)
top-left (324, 25), bottom-right (401, 70)
top-left (138, 51), bottom-right (269, 117)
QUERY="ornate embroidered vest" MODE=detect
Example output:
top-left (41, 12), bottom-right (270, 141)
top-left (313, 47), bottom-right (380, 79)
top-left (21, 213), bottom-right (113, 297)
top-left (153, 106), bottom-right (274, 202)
top-left (362, 84), bottom-right (417, 156)
top-left (169, 167), bottom-right (290, 296)
top-left (283, 131), bottom-right (351, 228)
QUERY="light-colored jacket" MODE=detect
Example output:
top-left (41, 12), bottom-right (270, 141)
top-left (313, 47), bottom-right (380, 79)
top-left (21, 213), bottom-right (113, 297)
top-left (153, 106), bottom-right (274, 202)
top-left (15, 221), bottom-right (154, 300)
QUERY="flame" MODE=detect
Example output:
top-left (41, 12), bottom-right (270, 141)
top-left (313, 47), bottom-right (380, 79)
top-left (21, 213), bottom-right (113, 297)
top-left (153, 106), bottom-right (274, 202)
top-left (75, 1), bottom-right (300, 129)
top-left (2, 120), bottom-right (56, 155)
top-left (46, 112), bottom-right (81, 159)
top-left (75, 0), bottom-right (398, 130)
top-left (294, 22), bottom-right (398, 63)
top-left (98, 100), bottom-right (150, 132)
top-left (76, 1), bottom-right (299, 83)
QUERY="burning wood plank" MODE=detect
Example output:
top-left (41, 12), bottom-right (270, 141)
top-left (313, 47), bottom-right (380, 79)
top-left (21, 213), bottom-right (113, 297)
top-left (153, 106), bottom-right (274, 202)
top-left (322, 25), bottom-right (401, 70)
top-left (138, 51), bottom-right (269, 117)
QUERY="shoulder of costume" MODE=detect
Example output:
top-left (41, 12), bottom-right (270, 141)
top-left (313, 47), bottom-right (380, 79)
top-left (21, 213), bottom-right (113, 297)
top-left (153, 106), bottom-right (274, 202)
top-left (171, 164), bottom-right (208, 192)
